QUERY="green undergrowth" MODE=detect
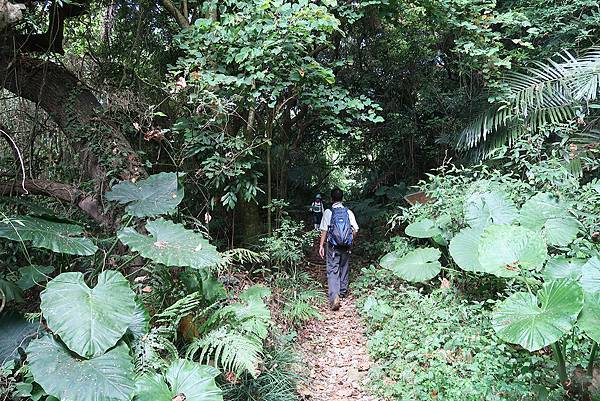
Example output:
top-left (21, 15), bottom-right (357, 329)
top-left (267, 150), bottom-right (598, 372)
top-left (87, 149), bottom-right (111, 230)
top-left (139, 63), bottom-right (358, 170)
top-left (222, 333), bottom-right (300, 401)
top-left (354, 265), bottom-right (572, 401)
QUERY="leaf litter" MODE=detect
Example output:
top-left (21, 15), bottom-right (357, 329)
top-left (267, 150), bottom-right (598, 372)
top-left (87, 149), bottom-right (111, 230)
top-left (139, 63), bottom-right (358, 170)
top-left (295, 257), bottom-right (381, 401)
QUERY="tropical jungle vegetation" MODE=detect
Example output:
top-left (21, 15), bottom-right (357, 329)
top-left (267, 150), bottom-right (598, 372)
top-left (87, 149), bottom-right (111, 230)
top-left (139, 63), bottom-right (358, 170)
top-left (1, 0), bottom-right (600, 400)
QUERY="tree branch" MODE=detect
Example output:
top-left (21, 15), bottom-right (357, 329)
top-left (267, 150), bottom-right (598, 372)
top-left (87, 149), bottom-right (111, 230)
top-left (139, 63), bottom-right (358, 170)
top-left (160, 0), bottom-right (189, 28)
top-left (0, 179), bottom-right (107, 224)
top-left (0, 2), bottom-right (88, 55)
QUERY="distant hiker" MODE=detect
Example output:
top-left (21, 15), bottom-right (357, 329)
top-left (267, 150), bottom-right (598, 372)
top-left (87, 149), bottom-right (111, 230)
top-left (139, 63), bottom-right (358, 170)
top-left (318, 188), bottom-right (359, 311)
top-left (310, 193), bottom-right (325, 231)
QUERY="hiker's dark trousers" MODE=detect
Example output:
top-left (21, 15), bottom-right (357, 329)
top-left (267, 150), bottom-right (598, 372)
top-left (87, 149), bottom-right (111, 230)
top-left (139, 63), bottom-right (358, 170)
top-left (326, 245), bottom-right (350, 303)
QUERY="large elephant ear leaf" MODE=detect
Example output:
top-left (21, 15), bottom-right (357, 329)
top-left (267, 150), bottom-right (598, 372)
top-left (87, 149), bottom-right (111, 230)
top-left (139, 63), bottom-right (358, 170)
top-left (0, 313), bottom-right (40, 364)
top-left (27, 337), bottom-right (135, 401)
top-left (0, 216), bottom-right (98, 256)
top-left (492, 279), bottom-right (584, 351)
top-left (579, 292), bottom-right (600, 343)
top-left (118, 219), bottom-right (222, 269)
top-left (581, 256), bottom-right (600, 294)
top-left (543, 217), bottom-right (579, 246)
top-left (106, 172), bottom-right (184, 217)
top-left (41, 271), bottom-right (136, 358)
top-left (519, 193), bottom-right (568, 229)
top-left (478, 225), bottom-right (547, 277)
top-left (135, 359), bottom-right (222, 401)
top-left (127, 299), bottom-right (150, 342)
top-left (464, 191), bottom-right (517, 229)
top-left (449, 227), bottom-right (483, 272)
top-left (380, 247), bottom-right (441, 282)
top-left (543, 257), bottom-right (586, 281)
top-left (404, 219), bottom-right (441, 238)
top-left (519, 193), bottom-right (579, 246)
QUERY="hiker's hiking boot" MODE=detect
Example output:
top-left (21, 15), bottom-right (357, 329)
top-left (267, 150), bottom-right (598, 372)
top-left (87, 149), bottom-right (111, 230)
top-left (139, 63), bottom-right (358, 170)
top-left (331, 295), bottom-right (341, 311)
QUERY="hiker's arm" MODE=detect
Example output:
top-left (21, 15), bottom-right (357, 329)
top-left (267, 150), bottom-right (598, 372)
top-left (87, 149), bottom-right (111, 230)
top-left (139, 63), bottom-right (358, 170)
top-left (349, 210), bottom-right (359, 239)
top-left (319, 230), bottom-right (327, 259)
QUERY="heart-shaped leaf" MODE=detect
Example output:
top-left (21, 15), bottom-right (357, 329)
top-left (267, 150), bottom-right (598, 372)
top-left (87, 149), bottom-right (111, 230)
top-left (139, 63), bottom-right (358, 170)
top-left (380, 247), bottom-right (441, 282)
top-left (492, 279), bottom-right (584, 351)
top-left (0, 312), bottom-right (40, 364)
top-left (581, 256), bottom-right (600, 294)
top-left (118, 219), bottom-right (222, 269)
top-left (543, 216), bottom-right (579, 246)
top-left (449, 227), bottom-right (483, 272)
top-left (519, 193), bottom-right (568, 229)
top-left (404, 219), bottom-right (441, 238)
top-left (106, 172), bottom-right (184, 217)
top-left (543, 257), bottom-right (586, 282)
top-left (478, 225), bottom-right (547, 277)
top-left (17, 265), bottom-right (54, 290)
top-left (41, 271), bottom-right (136, 358)
top-left (0, 216), bottom-right (97, 256)
top-left (464, 191), bottom-right (517, 229)
top-left (519, 193), bottom-right (579, 246)
top-left (135, 359), bottom-right (222, 401)
top-left (27, 336), bottom-right (135, 401)
top-left (579, 292), bottom-right (600, 343)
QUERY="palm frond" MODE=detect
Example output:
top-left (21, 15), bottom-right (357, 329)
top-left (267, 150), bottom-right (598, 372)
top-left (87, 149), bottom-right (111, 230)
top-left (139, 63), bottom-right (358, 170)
top-left (456, 47), bottom-right (600, 154)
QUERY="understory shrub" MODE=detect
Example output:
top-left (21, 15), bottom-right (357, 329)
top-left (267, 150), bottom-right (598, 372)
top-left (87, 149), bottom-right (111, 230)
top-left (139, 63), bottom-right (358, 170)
top-left (354, 266), bottom-right (571, 401)
top-left (222, 335), bottom-right (300, 401)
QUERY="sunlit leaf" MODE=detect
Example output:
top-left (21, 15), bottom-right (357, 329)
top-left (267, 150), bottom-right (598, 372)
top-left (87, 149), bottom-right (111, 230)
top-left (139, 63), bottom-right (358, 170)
top-left (135, 359), bottom-right (222, 401)
top-left (118, 219), bottom-right (222, 269)
top-left (519, 193), bottom-right (579, 246)
top-left (579, 292), bottom-right (600, 343)
top-left (404, 219), bottom-right (441, 238)
top-left (106, 172), bottom-right (184, 217)
top-left (543, 257), bottom-right (586, 281)
top-left (492, 279), bottom-right (584, 351)
top-left (478, 225), bottom-right (547, 277)
top-left (448, 227), bottom-right (483, 272)
top-left (28, 337), bottom-right (135, 401)
top-left (41, 271), bottom-right (136, 358)
top-left (380, 248), bottom-right (441, 282)
top-left (464, 191), bottom-right (517, 229)
top-left (581, 257), bottom-right (600, 295)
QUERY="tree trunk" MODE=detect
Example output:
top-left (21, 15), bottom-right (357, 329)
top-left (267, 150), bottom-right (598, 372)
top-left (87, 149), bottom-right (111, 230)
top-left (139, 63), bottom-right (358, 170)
top-left (0, 55), bottom-right (146, 227)
top-left (236, 100), bottom-right (264, 245)
top-left (237, 200), bottom-right (263, 245)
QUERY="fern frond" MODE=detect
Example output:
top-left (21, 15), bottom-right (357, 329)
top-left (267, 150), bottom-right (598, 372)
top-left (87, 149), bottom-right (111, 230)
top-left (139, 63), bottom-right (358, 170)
top-left (186, 327), bottom-right (264, 377)
top-left (154, 291), bottom-right (220, 336)
top-left (219, 248), bottom-right (268, 268)
top-left (132, 328), bottom-right (178, 374)
top-left (225, 299), bottom-right (272, 340)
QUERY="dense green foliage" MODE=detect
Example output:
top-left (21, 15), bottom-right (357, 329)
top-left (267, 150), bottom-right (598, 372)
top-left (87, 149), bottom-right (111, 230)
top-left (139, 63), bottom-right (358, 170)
top-left (3, 0), bottom-right (600, 400)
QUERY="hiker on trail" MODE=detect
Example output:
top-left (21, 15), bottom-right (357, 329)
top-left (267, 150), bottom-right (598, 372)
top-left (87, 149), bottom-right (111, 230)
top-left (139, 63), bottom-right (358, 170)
top-left (318, 188), bottom-right (359, 311)
top-left (310, 193), bottom-right (325, 231)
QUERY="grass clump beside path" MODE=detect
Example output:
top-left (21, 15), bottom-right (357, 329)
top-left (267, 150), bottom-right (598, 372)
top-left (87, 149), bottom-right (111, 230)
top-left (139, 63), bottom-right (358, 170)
top-left (353, 265), bottom-right (568, 401)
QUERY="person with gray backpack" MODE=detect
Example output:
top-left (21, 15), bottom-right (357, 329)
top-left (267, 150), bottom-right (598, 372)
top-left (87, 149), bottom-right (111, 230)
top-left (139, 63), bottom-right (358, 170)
top-left (318, 188), bottom-right (359, 310)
